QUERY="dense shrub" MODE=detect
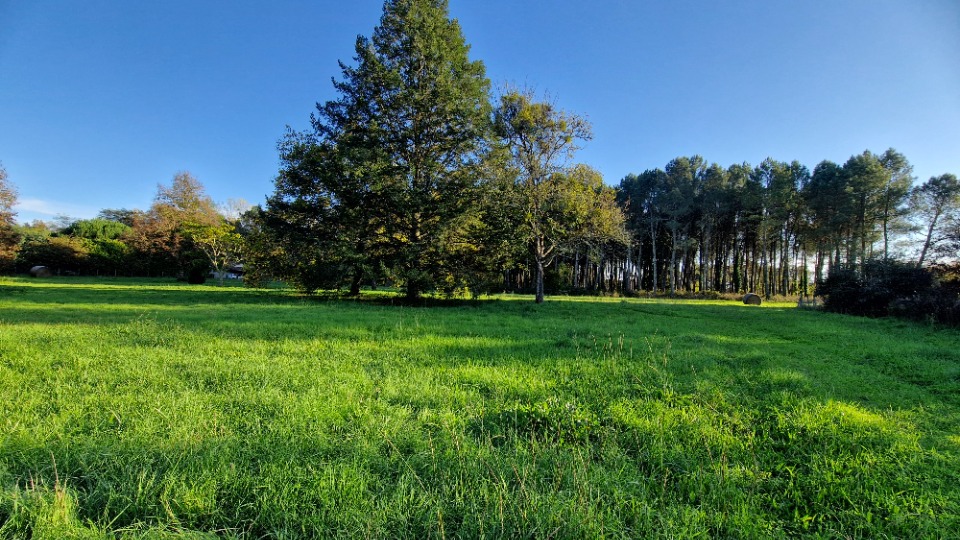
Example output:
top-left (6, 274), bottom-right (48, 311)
top-left (886, 263), bottom-right (960, 325)
top-left (817, 259), bottom-right (960, 325)
top-left (62, 218), bottom-right (131, 241)
top-left (889, 293), bottom-right (960, 325)
top-left (15, 236), bottom-right (89, 275)
top-left (178, 256), bottom-right (209, 284)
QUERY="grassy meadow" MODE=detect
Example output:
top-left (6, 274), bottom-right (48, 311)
top-left (0, 277), bottom-right (958, 538)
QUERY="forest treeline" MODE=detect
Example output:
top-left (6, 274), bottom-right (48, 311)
top-left (614, 150), bottom-right (958, 297)
top-left (1, 0), bottom-right (958, 303)
top-left (1, 169), bottom-right (246, 284)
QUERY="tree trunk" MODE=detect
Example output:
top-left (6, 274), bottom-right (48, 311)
top-left (573, 249), bottom-right (580, 288)
top-left (349, 268), bottom-right (363, 296)
top-left (917, 210), bottom-right (941, 268)
top-left (882, 214), bottom-right (890, 260)
top-left (624, 244), bottom-right (633, 294)
top-left (597, 253), bottom-right (605, 291)
top-left (636, 240), bottom-right (643, 292)
top-left (781, 232), bottom-right (789, 296)
top-left (669, 230), bottom-right (678, 295)
top-left (405, 284), bottom-right (421, 301)
top-left (535, 258), bottom-right (545, 303)
top-left (732, 242), bottom-right (741, 293)
top-left (650, 219), bottom-right (659, 292)
top-left (700, 233), bottom-right (708, 292)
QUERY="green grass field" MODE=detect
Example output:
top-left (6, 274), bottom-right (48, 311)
top-left (1, 277), bottom-right (958, 539)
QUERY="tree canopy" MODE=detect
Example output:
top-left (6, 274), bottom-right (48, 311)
top-left (0, 162), bottom-right (19, 270)
top-left (493, 90), bottom-right (625, 302)
top-left (262, 0), bottom-right (492, 298)
top-left (3, 4), bottom-right (956, 304)
top-left (913, 173), bottom-right (960, 267)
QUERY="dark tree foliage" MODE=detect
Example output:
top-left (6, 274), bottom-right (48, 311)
top-left (816, 259), bottom-right (937, 318)
top-left (610, 148), bottom-right (956, 299)
top-left (261, 0), bottom-right (491, 298)
top-left (15, 236), bottom-right (89, 275)
top-left (264, 129), bottom-right (386, 294)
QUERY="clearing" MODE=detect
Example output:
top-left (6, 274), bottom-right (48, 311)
top-left (1, 278), bottom-right (958, 538)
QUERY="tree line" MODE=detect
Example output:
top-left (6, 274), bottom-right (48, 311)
top-left (249, 0), bottom-right (959, 301)
top-left (616, 151), bottom-right (959, 297)
top-left (2, 0), bottom-right (957, 303)
top-left (0, 169), bottom-right (245, 284)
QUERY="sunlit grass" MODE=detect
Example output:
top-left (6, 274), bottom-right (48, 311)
top-left (1, 277), bottom-right (958, 538)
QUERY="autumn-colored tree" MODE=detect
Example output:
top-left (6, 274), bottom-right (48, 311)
top-left (154, 171), bottom-right (222, 229)
top-left (126, 172), bottom-right (222, 277)
top-left (0, 163), bottom-right (20, 271)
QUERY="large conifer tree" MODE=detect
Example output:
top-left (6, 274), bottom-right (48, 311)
top-left (264, 0), bottom-right (491, 298)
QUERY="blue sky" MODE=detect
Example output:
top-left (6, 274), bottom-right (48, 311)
top-left (2, 0), bottom-right (958, 224)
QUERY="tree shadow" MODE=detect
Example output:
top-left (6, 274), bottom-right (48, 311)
top-left (2, 297), bottom-right (959, 536)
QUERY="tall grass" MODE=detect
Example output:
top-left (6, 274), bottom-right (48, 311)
top-left (1, 277), bottom-right (958, 538)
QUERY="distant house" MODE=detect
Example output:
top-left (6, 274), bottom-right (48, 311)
top-left (211, 264), bottom-right (244, 280)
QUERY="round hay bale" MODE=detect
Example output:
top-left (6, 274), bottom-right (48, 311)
top-left (743, 293), bottom-right (762, 305)
top-left (29, 266), bottom-right (52, 278)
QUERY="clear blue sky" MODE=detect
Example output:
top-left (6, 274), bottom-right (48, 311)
top-left (2, 0), bottom-right (958, 224)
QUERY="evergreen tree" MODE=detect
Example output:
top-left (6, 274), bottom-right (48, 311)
top-left (263, 0), bottom-right (491, 298)
top-left (806, 160), bottom-right (847, 278)
top-left (877, 148), bottom-right (914, 260)
top-left (662, 157), bottom-right (703, 294)
top-left (842, 151), bottom-right (887, 266)
top-left (913, 173), bottom-right (960, 267)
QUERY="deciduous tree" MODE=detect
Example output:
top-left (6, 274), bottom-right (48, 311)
top-left (154, 171), bottom-right (221, 229)
top-left (193, 224), bottom-right (244, 286)
top-left (126, 172), bottom-right (221, 277)
top-left (0, 163), bottom-right (19, 271)
top-left (63, 218), bottom-right (131, 241)
top-left (97, 208), bottom-right (138, 227)
top-left (493, 90), bottom-right (625, 302)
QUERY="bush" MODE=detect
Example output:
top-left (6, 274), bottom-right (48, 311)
top-left (889, 294), bottom-right (960, 325)
top-left (183, 257), bottom-right (209, 285)
top-left (817, 259), bottom-right (959, 325)
top-left (15, 236), bottom-right (89, 275)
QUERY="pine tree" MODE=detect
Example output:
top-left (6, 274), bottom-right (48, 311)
top-left (264, 0), bottom-right (491, 298)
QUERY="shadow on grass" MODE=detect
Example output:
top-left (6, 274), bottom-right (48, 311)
top-left (13, 284), bottom-right (960, 540)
